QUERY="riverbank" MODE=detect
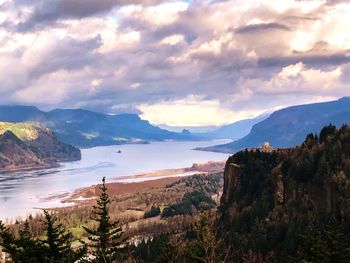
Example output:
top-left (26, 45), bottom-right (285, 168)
top-left (0, 140), bottom-right (229, 221)
top-left (58, 160), bottom-right (225, 206)
top-left (0, 162), bottom-right (59, 174)
top-left (13, 172), bottom-right (224, 245)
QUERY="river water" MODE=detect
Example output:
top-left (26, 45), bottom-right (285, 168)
top-left (0, 140), bottom-right (230, 221)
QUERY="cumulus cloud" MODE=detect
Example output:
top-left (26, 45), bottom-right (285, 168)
top-left (235, 22), bottom-right (291, 34)
top-left (0, 0), bottom-right (349, 126)
top-left (139, 95), bottom-right (264, 126)
top-left (14, 0), bottom-right (164, 31)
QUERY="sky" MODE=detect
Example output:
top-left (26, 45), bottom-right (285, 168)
top-left (0, 0), bottom-right (349, 126)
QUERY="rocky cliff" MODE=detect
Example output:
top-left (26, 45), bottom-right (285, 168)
top-left (0, 131), bottom-right (53, 172)
top-left (219, 124), bottom-right (350, 261)
top-left (0, 122), bottom-right (81, 172)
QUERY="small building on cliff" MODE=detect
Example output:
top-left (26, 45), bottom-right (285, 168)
top-left (250, 141), bottom-right (274, 153)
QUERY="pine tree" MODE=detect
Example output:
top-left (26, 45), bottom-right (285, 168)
top-left (15, 220), bottom-right (45, 262)
top-left (297, 219), bottom-right (329, 263)
top-left (186, 212), bottom-right (222, 263)
top-left (83, 177), bottom-right (126, 262)
top-left (40, 210), bottom-right (76, 262)
top-left (324, 216), bottom-right (350, 263)
top-left (0, 220), bottom-right (44, 262)
top-left (156, 239), bottom-right (181, 263)
top-left (0, 220), bottom-right (17, 260)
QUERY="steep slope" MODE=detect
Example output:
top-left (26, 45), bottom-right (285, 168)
top-left (48, 109), bottom-right (197, 147)
top-left (0, 131), bottom-right (54, 172)
top-left (0, 122), bottom-right (81, 167)
top-left (203, 97), bottom-right (350, 153)
top-left (219, 124), bottom-right (350, 261)
top-left (0, 106), bottom-right (199, 148)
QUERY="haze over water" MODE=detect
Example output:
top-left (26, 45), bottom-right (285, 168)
top-left (0, 140), bottom-right (229, 221)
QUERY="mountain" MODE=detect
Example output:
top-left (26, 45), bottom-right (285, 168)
top-left (0, 131), bottom-right (53, 172)
top-left (0, 122), bottom-right (81, 172)
top-left (0, 106), bottom-right (199, 148)
top-left (219, 124), bottom-right (350, 261)
top-left (201, 113), bottom-right (269, 140)
top-left (202, 97), bottom-right (350, 153)
top-left (159, 124), bottom-right (218, 133)
top-left (0, 105), bottom-right (50, 123)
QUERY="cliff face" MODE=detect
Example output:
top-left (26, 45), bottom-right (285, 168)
top-left (27, 127), bottom-right (81, 162)
top-left (219, 124), bottom-right (350, 260)
top-left (0, 131), bottom-right (54, 172)
top-left (0, 122), bottom-right (81, 172)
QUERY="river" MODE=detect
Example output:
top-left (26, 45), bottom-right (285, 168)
top-left (0, 140), bottom-right (230, 221)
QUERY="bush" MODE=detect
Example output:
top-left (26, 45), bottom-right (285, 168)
top-left (144, 206), bottom-right (161, 218)
top-left (161, 190), bottom-right (215, 218)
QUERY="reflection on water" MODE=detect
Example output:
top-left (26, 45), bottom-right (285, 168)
top-left (0, 140), bottom-right (230, 221)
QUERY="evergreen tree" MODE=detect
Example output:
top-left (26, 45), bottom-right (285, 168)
top-left (83, 177), bottom-right (126, 262)
top-left (319, 124), bottom-right (337, 143)
top-left (0, 220), bottom-right (45, 262)
top-left (40, 210), bottom-right (78, 263)
top-left (16, 220), bottom-right (45, 262)
top-left (156, 239), bottom-right (181, 263)
top-left (324, 216), bottom-right (350, 263)
top-left (0, 220), bottom-right (18, 261)
top-left (297, 219), bottom-right (329, 263)
top-left (186, 212), bottom-right (222, 263)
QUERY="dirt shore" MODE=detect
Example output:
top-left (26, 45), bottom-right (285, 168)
top-left (64, 176), bottom-right (182, 204)
top-left (118, 160), bottom-right (225, 180)
top-left (61, 160), bottom-right (225, 205)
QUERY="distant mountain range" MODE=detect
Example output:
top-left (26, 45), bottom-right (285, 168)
top-left (160, 114), bottom-right (269, 140)
top-left (200, 97), bottom-right (350, 153)
top-left (0, 122), bottom-right (80, 172)
top-left (0, 106), bottom-right (199, 148)
top-left (197, 114), bottom-right (269, 140)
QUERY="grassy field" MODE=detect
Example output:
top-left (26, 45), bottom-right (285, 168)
top-left (0, 122), bottom-right (48, 141)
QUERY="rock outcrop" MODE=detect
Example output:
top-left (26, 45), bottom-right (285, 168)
top-left (0, 122), bottom-right (81, 172)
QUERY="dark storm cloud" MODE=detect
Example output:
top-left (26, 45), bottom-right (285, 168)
top-left (29, 35), bottom-right (103, 78)
top-left (0, 0), bottom-right (349, 124)
top-left (326, 0), bottom-right (350, 5)
top-left (16, 0), bottom-right (163, 31)
top-left (235, 23), bottom-right (291, 34)
top-left (258, 53), bottom-right (350, 68)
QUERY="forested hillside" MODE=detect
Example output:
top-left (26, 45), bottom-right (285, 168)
top-left (219, 124), bottom-right (350, 262)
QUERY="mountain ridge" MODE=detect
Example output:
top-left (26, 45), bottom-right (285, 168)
top-left (0, 106), bottom-right (200, 148)
top-left (201, 97), bottom-right (350, 153)
top-left (0, 122), bottom-right (81, 172)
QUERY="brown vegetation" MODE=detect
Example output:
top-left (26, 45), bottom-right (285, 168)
top-left (6, 173), bottom-right (223, 245)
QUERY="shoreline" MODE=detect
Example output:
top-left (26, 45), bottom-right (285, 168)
top-left (60, 176), bottom-right (183, 205)
top-left (0, 159), bottom-right (226, 221)
top-left (114, 160), bottom-right (225, 182)
top-left (48, 160), bottom-right (226, 207)
top-left (0, 163), bottom-right (60, 174)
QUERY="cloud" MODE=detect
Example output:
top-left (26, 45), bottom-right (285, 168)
top-left (139, 95), bottom-right (264, 126)
top-left (15, 0), bottom-right (164, 31)
top-left (0, 0), bottom-right (349, 126)
top-left (235, 22), bottom-right (291, 34)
